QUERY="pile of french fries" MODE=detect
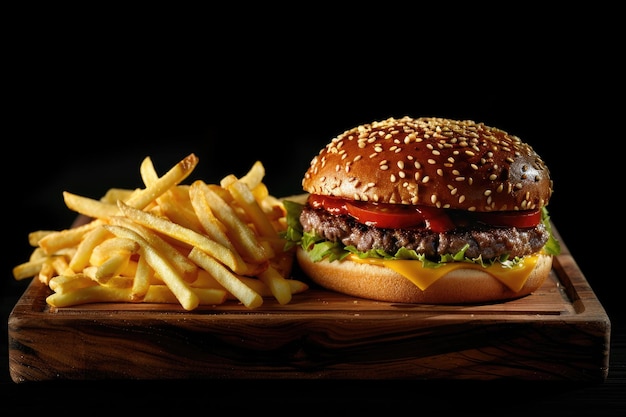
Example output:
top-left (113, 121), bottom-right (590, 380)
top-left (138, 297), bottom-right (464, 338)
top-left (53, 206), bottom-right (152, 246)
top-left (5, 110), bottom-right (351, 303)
top-left (12, 153), bottom-right (308, 310)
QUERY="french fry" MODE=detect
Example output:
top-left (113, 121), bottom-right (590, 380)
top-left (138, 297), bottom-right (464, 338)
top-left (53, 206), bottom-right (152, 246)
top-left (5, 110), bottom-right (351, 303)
top-left (49, 274), bottom-right (98, 294)
top-left (88, 236), bottom-right (139, 284)
top-left (12, 257), bottom-right (49, 281)
top-left (89, 237), bottom-right (140, 266)
top-left (131, 254), bottom-right (153, 300)
top-left (257, 265), bottom-right (292, 305)
top-left (103, 224), bottom-right (200, 311)
top-left (188, 247), bottom-right (263, 309)
top-left (92, 251), bottom-right (133, 284)
top-left (144, 285), bottom-right (227, 306)
top-left (46, 285), bottom-right (132, 307)
top-left (69, 226), bottom-right (113, 272)
top-left (63, 192), bottom-right (120, 219)
top-left (47, 284), bottom-right (227, 308)
top-left (227, 180), bottom-right (277, 240)
top-left (192, 269), bottom-right (308, 298)
top-left (200, 185), bottom-right (270, 264)
top-left (157, 187), bottom-right (205, 232)
top-left (108, 216), bottom-right (198, 283)
top-left (38, 219), bottom-right (102, 255)
top-left (188, 180), bottom-right (233, 249)
top-left (124, 153), bottom-right (199, 210)
top-left (38, 260), bottom-right (57, 284)
top-left (139, 155), bottom-right (159, 186)
top-left (28, 230), bottom-right (55, 247)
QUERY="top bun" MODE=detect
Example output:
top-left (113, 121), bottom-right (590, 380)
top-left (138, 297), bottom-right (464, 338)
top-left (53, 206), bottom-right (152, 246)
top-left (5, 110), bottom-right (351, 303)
top-left (302, 116), bottom-right (552, 212)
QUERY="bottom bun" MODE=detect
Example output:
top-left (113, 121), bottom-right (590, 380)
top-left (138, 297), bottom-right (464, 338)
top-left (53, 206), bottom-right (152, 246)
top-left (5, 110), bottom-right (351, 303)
top-left (296, 248), bottom-right (553, 304)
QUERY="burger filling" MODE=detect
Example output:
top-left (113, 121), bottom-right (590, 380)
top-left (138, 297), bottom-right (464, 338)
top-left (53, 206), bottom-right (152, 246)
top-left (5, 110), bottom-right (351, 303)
top-left (282, 195), bottom-right (561, 268)
top-left (299, 205), bottom-right (549, 260)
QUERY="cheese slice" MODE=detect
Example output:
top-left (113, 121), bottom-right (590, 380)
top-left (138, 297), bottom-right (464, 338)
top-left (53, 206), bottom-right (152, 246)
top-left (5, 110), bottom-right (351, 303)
top-left (347, 253), bottom-right (540, 292)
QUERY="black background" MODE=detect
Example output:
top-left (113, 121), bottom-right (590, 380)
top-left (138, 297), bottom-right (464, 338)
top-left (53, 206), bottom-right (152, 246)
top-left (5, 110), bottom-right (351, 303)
top-left (2, 5), bottom-right (623, 413)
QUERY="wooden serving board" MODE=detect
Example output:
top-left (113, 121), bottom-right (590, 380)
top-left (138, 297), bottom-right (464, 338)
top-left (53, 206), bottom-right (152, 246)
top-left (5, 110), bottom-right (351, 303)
top-left (8, 224), bottom-right (610, 382)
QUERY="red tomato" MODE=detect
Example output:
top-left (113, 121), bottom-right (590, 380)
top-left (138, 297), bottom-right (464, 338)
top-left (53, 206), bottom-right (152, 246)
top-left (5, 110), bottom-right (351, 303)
top-left (307, 195), bottom-right (540, 231)
top-left (308, 194), bottom-right (347, 214)
top-left (345, 201), bottom-right (427, 229)
top-left (308, 195), bottom-right (454, 232)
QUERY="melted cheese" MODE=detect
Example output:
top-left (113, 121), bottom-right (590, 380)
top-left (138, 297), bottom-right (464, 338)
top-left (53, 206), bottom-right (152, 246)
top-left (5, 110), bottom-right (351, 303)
top-left (347, 254), bottom-right (540, 292)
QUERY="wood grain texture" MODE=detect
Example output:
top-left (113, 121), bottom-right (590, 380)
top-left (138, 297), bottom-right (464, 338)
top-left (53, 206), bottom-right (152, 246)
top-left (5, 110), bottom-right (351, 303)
top-left (8, 224), bottom-right (611, 382)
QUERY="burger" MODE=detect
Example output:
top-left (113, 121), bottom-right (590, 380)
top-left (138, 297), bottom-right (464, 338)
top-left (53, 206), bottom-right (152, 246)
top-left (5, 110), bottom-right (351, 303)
top-left (283, 116), bottom-right (561, 304)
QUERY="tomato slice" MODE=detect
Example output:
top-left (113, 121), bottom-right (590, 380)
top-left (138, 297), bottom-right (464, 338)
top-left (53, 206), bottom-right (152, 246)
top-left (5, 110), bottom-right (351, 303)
top-left (308, 194), bottom-right (347, 214)
top-left (307, 195), bottom-right (540, 231)
top-left (308, 195), bottom-right (454, 232)
top-left (345, 201), bottom-right (426, 229)
top-left (474, 210), bottom-right (542, 228)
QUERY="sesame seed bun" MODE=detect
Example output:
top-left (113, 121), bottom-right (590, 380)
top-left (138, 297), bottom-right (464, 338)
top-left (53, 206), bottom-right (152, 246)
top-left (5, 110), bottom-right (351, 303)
top-left (296, 247), bottom-right (553, 304)
top-left (302, 116), bottom-right (552, 211)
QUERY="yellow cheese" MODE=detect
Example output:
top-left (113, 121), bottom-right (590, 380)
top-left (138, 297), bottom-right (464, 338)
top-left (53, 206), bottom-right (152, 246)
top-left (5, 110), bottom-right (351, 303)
top-left (347, 253), bottom-right (540, 292)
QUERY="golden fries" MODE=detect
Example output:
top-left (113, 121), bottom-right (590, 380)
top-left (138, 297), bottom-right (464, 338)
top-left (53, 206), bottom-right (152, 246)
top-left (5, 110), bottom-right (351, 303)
top-left (103, 224), bottom-right (200, 311)
top-left (12, 154), bottom-right (308, 310)
top-left (188, 247), bottom-right (263, 309)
